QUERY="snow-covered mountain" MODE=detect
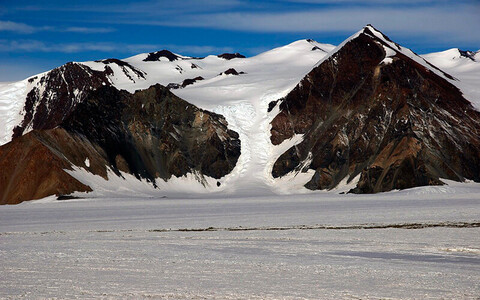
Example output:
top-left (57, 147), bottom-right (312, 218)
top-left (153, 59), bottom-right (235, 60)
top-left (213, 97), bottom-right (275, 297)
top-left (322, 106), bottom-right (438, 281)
top-left (1, 26), bottom-right (479, 204)
top-left (270, 25), bottom-right (480, 193)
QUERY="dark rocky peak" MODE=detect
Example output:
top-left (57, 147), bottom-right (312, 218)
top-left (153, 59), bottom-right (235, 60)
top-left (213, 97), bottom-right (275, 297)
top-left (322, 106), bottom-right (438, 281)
top-left (362, 24), bottom-right (402, 50)
top-left (181, 76), bottom-right (204, 87)
top-left (270, 25), bottom-right (480, 193)
top-left (12, 62), bottom-right (112, 139)
top-left (358, 25), bottom-right (455, 80)
top-left (166, 82), bottom-right (181, 90)
top-left (217, 53), bottom-right (246, 60)
top-left (458, 49), bottom-right (478, 61)
top-left (96, 58), bottom-right (146, 80)
top-left (143, 50), bottom-right (181, 62)
top-left (306, 39), bottom-right (327, 52)
top-left (220, 68), bottom-right (245, 76)
top-left (97, 58), bottom-right (131, 67)
top-left (167, 76), bottom-right (205, 90)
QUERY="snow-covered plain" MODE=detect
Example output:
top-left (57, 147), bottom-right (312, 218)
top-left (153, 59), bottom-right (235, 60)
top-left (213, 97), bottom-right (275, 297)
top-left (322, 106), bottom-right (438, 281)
top-left (1, 181), bottom-right (480, 299)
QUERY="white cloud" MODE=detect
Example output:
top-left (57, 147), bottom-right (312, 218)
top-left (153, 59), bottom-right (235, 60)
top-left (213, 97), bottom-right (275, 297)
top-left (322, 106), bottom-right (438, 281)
top-left (0, 20), bottom-right (115, 34)
top-left (0, 40), bottom-right (114, 53)
top-left (18, 0), bottom-right (245, 14)
top-left (279, 0), bottom-right (448, 3)
top-left (151, 4), bottom-right (480, 43)
top-left (0, 40), bottom-right (235, 56)
top-left (0, 21), bottom-right (41, 34)
top-left (10, 1), bottom-right (479, 45)
top-left (63, 27), bottom-right (115, 33)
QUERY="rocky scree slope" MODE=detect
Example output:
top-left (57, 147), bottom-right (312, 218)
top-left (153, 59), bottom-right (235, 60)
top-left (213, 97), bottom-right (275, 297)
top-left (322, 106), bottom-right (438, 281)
top-left (270, 25), bottom-right (480, 193)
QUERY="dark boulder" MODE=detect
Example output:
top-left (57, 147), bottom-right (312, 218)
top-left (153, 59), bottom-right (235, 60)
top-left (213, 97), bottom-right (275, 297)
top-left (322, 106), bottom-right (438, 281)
top-left (217, 53), bottom-right (246, 60)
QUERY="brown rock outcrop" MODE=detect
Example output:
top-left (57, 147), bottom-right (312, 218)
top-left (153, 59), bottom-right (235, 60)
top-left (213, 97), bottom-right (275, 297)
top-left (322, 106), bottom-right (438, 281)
top-left (270, 25), bottom-right (480, 193)
top-left (0, 129), bottom-right (93, 205)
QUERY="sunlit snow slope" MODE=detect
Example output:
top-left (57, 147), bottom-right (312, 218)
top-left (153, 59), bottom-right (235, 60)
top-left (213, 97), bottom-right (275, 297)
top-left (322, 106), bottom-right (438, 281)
top-left (422, 48), bottom-right (480, 110)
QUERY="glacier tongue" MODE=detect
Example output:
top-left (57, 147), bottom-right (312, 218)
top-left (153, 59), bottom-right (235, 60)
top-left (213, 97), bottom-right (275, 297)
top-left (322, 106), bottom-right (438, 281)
top-left (170, 40), bottom-right (333, 194)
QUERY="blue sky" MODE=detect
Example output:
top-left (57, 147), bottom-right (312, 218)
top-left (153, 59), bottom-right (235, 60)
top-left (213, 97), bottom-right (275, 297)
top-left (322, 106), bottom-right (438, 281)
top-left (1, 0), bottom-right (479, 81)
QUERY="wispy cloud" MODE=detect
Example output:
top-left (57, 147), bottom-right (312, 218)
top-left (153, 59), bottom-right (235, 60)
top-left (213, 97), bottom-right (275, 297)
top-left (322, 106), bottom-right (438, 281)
top-left (14, 1), bottom-right (477, 43)
top-left (17, 0), bottom-right (245, 14)
top-left (63, 27), bottom-right (115, 33)
top-left (0, 39), bottom-right (235, 56)
top-left (9, 1), bottom-right (480, 45)
top-left (149, 4), bottom-right (480, 43)
top-left (0, 40), bottom-right (114, 53)
top-left (0, 20), bottom-right (40, 34)
top-left (279, 0), bottom-right (450, 4)
top-left (0, 20), bottom-right (115, 34)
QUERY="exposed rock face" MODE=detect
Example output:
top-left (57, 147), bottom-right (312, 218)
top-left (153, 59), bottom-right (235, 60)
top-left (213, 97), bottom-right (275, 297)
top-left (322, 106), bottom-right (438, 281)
top-left (96, 58), bottom-right (146, 81)
top-left (12, 59), bottom-right (146, 142)
top-left (0, 129), bottom-right (93, 205)
top-left (143, 50), bottom-right (180, 62)
top-left (459, 49), bottom-right (478, 61)
top-left (12, 62), bottom-right (111, 139)
top-left (1, 84), bottom-right (241, 204)
top-left (217, 53), bottom-right (246, 60)
top-left (221, 68), bottom-right (245, 76)
top-left (167, 76), bottom-right (205, 89)
top-left (63, 84), bottom-right (241, 181)
top-left (270, 25), bottom-right (480, 193)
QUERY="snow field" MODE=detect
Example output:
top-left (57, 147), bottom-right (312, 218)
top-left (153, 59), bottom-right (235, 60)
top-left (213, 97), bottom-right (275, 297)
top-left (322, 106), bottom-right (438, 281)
top-left (1, 190), bottom-right (480, 299)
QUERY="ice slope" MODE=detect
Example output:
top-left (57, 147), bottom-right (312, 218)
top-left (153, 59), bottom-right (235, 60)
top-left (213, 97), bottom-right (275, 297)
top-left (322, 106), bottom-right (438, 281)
top-left (0, 81), bottom-right (29, 145)
top-left (422, 48), bottom-right (480, 110)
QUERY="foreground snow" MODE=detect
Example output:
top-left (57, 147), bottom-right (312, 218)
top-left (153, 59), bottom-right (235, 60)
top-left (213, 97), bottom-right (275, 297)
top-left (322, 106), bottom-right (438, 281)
top-left (1, 184), bottom-right (479, 299)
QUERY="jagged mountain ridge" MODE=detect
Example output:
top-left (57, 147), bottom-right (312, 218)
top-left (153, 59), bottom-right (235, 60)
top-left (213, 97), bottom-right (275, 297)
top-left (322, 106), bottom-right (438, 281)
top-left (0, 26), bottom-right (479, 203)
top-left (0, 38), bottom-right (333, 146)
top-left (0, 38), bottom-right (334, 203)
top-left (270, 25), bottom-right (480, 193)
